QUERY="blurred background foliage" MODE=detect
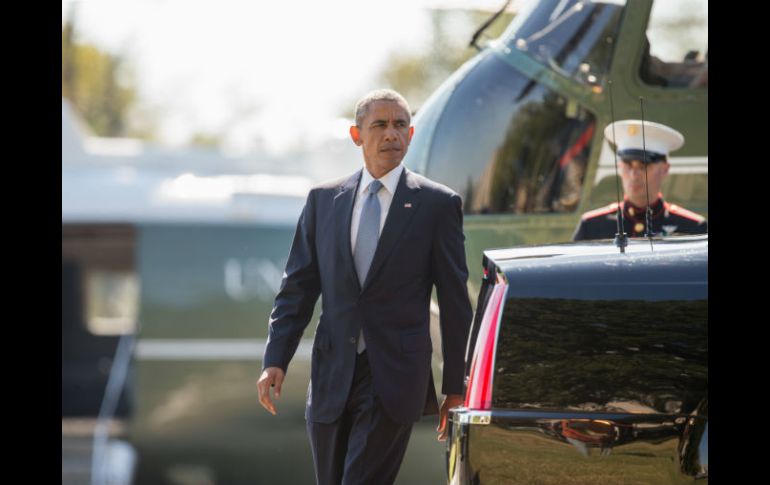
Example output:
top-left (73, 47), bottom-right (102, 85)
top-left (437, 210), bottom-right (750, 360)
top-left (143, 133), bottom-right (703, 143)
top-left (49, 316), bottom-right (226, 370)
top-left (63, 4), bottom-right (514, 143)
top-left (62, 8), bottom-right (144, 139)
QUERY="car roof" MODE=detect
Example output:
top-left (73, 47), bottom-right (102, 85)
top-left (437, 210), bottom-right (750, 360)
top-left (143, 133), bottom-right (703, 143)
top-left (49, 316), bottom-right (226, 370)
top-left (484, 235), bottom-right (708, 302)
top-left (484, 234), bottom-right (707, 263)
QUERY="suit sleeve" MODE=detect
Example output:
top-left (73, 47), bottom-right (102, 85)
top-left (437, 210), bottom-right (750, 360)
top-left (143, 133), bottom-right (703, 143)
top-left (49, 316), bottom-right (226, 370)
top-left (431, 193), bottom-right (473, 395)
top-left (262, 189), bottom-right (322, 375)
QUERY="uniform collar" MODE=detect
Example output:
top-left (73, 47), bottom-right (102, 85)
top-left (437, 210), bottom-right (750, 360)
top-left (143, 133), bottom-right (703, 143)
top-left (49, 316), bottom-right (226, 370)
top-left (623, 194), bottom-right (665, 220)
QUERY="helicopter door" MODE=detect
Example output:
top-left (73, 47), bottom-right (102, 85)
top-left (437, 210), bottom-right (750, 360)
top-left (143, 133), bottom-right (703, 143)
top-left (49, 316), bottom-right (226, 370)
top-left (62, 223), bottom-right (137, 417)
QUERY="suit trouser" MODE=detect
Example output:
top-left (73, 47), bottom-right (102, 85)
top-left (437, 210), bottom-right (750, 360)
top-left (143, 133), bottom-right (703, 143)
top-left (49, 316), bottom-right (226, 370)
top-left (306, 350), bottom-right (414, 485)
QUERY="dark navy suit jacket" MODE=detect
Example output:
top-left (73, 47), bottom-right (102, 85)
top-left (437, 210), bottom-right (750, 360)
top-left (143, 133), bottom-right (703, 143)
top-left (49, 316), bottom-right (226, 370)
top-left (262, 167), bottom-right (473, 424)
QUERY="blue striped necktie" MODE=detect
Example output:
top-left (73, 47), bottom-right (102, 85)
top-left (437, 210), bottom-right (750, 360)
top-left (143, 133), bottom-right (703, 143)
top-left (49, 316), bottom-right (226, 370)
top-left (354, 179), bottom-right (383, 353)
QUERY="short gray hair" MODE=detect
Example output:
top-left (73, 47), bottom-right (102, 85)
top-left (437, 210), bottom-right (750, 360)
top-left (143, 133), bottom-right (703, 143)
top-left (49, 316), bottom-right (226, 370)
top-left (354, 89), bottom-right (411, 127)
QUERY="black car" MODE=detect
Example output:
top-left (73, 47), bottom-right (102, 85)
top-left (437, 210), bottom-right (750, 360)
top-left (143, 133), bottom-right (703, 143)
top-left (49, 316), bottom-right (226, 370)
top-left (446, 235), bottom-right (708, 484)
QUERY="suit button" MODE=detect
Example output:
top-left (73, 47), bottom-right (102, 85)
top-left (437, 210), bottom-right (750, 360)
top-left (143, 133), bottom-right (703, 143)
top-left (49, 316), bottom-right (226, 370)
top-left (349, 337), bottom-right (356, 344)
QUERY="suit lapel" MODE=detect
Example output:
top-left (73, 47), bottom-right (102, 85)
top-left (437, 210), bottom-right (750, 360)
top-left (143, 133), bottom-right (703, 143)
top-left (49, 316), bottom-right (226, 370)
top-left (362, 168), bottom-right (421, 291)
top-left (334, 170), bottom-right (362, 289)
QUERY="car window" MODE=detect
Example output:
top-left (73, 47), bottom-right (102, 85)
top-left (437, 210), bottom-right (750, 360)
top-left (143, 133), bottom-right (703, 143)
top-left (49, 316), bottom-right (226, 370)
top-left (492, 296), bottom-right (707, 413)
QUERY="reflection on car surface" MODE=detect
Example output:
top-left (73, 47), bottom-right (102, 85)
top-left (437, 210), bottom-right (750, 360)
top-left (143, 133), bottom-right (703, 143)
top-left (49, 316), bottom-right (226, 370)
top-left (446, 235), bottom-right (708, 484)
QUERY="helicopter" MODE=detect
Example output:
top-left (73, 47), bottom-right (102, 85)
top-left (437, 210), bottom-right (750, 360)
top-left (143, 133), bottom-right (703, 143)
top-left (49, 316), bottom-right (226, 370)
top-left (402, 0), bottom-right (707, 298)
top-left (62, 0), bottom-right (706, 483)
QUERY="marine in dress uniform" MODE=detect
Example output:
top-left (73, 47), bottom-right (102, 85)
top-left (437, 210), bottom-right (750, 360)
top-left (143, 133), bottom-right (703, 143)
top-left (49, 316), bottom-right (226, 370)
top-left (573, 119), bottom-right (707, 241)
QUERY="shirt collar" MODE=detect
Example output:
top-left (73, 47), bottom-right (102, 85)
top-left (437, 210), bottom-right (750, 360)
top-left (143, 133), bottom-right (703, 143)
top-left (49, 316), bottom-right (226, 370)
top-left (359, 163), bottom-right (404, 196)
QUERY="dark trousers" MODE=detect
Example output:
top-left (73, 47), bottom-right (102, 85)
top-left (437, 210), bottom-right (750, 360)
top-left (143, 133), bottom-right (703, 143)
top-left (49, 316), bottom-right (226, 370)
top-left (306, 350), bottom-right (414, 485)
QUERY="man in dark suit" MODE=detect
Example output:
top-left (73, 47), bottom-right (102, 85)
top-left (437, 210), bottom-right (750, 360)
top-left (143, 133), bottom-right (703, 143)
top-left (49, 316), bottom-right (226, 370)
top-left (256, 89), bottom-right (473, 485)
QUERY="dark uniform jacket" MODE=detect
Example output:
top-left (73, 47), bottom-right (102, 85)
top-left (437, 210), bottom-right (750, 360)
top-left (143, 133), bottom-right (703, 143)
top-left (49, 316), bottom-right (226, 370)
top-left (572, 197), bottom-right (707, 241)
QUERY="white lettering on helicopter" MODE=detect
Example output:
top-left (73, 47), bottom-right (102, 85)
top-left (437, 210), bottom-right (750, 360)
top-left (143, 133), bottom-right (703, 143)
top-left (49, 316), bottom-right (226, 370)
top-left (224, 257), bottom-right (285, 301)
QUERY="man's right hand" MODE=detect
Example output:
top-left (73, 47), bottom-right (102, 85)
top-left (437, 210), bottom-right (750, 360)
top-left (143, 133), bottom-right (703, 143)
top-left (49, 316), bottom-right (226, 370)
top-left (257, 367), bottom-right (285, 415)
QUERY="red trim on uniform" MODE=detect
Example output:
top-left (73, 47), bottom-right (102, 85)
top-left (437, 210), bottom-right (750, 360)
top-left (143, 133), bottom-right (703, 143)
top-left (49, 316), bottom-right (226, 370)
top-left (559, 122), bottom-right (595, 168)
top-left (626, 195), bottom-right (665, 220)
top-left (668, 203), bottom-right (706, 222)
top-left (581, 202), bottom-right (619, 220)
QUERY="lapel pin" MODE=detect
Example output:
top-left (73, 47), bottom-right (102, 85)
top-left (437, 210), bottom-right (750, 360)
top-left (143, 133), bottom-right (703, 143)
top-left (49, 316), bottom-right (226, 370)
top-left (404, 203), bottom-right (412, 208)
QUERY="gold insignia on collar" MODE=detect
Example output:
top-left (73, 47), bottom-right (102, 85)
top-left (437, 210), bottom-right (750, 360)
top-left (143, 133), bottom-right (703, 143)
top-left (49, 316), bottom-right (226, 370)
top-left (628, 207), bottom-right (635, 216)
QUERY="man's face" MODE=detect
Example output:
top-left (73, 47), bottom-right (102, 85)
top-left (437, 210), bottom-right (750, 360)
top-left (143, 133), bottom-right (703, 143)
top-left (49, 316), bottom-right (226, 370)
top-left (620, 159), bottom-right (670, 204)
top-left (350, 100), bottom-right (414, 177)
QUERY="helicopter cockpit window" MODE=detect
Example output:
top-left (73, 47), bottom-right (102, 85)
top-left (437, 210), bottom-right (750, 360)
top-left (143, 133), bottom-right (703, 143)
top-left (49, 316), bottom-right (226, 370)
top-left (85, 269), bottom-right (139, 335)
top-left (402, 56), bottom-right (475, 175)
top-left (62, 224), bottom-right (139, 336)
top-left (640, 0), bottom-right (707, 88)
top-left (499, 0), bottom-right (625, 89)
top-left (425, 52), bottom-right (596, 215)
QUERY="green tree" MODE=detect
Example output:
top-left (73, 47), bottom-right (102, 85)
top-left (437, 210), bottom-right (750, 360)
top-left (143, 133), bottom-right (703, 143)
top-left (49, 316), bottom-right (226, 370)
top-left (189, 132), bottom-right (223, 149)
top-left (62, 9), bottom-right (140, 138)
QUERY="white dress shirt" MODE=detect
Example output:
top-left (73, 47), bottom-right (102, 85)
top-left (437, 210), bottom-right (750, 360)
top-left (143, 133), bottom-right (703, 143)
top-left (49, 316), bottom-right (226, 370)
top-left (351, 163), bottom-right (404, 353)
top-left (350, 163), bottom-right (404, 252)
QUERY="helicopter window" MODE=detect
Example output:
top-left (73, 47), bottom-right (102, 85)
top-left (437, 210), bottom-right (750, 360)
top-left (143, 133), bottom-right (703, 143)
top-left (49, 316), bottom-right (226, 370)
top-left (84, 269), bottom-right (139, 335)
top-left (62, 224), bottom-right (139, 336)
top-left (639, 0), bottom-right (707, 88)
top-left (401, 58), bottom-right (465, 175)
top-left (425, 52), bottom-right (596, 215)
top-left (499, 0), bottom-right (625, 88)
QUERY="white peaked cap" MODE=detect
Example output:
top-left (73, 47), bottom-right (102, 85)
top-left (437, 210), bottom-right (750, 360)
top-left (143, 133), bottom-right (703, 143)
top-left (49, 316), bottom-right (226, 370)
top-left (604, 119), bottom-right (685, 157)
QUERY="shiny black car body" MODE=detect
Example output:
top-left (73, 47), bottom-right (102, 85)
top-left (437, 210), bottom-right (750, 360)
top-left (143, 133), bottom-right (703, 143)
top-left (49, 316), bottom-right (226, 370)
top-left (446, 235), bottom-right (708, 484)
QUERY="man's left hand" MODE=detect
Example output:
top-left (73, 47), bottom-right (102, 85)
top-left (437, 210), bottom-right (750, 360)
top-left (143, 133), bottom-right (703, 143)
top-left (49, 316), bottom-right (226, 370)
top-left (437, 394), bottom-right (464, 441)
